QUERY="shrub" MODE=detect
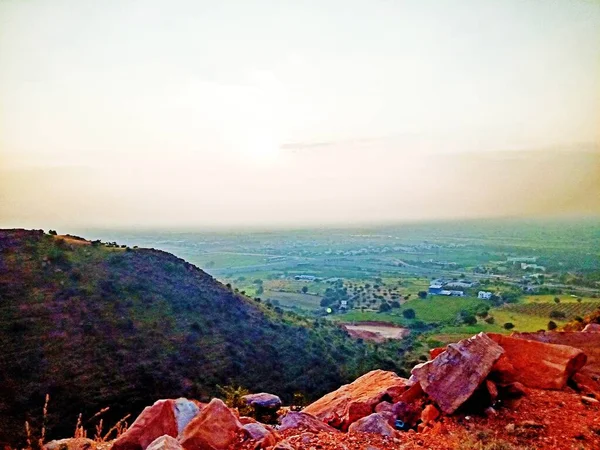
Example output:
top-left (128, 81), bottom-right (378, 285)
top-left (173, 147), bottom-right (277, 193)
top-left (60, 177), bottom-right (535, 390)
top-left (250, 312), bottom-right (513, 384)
top-left (484, 316), bottom-right (495, 324)
top-left (549, 310), bottom-right (566, 319)
top-left (462, 314), bottom-right (477, 326)
top-left (379, 302), bottom-right (391, 313)
top-left (417, 291), bottom-right (428, 299)
top-left (402, 308), bottom-right (416, 319)
top-left (547, 321), bottom-right (557, 330)
top-left (217, 385), bottom-right (252, 416)
top-left (503, 322), bottom-right (515, 330)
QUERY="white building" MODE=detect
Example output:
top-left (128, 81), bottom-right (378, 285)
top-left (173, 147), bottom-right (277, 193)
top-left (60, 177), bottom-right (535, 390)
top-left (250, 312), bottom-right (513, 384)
top-left (478, 291), bottom-right (493, 300)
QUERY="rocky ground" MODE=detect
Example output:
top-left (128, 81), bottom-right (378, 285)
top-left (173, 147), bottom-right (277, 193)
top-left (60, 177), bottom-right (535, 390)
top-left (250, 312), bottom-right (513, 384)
top-left (42, 329), bottom-right (600, 450)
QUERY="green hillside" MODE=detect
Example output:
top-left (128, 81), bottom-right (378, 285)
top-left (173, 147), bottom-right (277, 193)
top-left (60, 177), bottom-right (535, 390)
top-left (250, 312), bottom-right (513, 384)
top-left (0, 230), bottom-right (407, 445)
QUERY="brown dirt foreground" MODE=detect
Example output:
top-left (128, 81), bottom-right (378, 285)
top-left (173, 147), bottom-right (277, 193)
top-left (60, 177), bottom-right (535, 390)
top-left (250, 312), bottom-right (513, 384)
top-left (235, 387), bottom-right (599, 450)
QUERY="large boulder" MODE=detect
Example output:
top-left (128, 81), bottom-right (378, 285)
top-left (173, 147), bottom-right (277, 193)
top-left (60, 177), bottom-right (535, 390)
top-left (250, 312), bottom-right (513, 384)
top-left (112, 400), bottom-right (178, 450)
top-left (347, 413), bottom-right (396, 437)
top-left (511, 331), bottom-right (598, 377)
top-left (242, 392), bottom-right (282, 423)
top-left (179, 399), bottom-right (242, 450)
top-left (411, 333), bottom-right (504, 414)
top-left (145, 436), bottom-right (183, 450)
top-left (488, 333), bottom-right (587, 389)
top-left (278, 412), bottom-right (340, 434)
top-left (242, 393), bottom-right (282, 410)
top-left (302, 370), bottom-right (409, 430)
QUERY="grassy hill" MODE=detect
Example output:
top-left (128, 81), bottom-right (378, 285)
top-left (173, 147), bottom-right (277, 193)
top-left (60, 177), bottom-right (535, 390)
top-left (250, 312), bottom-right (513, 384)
top-left (0, 229), bottom-right (407, 445)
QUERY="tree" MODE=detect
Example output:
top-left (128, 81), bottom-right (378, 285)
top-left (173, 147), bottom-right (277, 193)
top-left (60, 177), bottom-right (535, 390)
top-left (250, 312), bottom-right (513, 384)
top-left (547, 321), bottom-right (558, 330)
top-left (462, 314), bottom-right (477, 326)
top-left (503, 322), bottom-right (515, 330)
top-left (554, 297), bottom-right (561, 304)
top-left (379, 302), bottom-right (392, 313)
top-left (256, 286), bottom-right (264, 295)
top-left (417, 291), bottom-right (428, 299)
top-left (402, 308), bottom-right (416, 319)
top-left (301, 286), bottom-right (308, 294)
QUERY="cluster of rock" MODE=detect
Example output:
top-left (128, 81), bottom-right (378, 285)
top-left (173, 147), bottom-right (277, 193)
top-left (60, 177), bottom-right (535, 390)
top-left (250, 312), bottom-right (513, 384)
top-left (44, 328), bottom-right (599, 450)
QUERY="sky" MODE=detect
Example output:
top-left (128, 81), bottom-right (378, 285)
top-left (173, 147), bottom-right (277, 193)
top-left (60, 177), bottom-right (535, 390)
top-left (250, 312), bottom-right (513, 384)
top-left (1, 0), bottom-right (599, 229)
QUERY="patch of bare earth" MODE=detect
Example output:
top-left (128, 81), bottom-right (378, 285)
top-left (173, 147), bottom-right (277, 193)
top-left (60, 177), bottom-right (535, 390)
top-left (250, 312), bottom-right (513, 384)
top-left (343, 322), bottom-right (409, 343)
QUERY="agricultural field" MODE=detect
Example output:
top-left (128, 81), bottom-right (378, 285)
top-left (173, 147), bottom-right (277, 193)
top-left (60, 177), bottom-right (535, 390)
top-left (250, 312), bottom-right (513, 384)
top-left (80, 218), bottom-right (600, 342)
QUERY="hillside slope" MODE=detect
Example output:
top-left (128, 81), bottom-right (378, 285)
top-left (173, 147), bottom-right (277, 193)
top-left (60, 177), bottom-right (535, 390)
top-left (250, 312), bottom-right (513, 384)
top-left (0, 229), bottom-right (406, 444)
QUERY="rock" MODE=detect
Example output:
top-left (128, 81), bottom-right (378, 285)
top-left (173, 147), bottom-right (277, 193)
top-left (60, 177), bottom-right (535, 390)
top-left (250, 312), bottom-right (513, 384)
top-left (396, 381), bottom-right (424, 404)
top-left (179, 398), bottom-right (242, 450)
top-left (392, 401), bottom-right (421, 428)
top-left (499, 382), bottom-right (527, 398)
top-left (429, 347), bottom-right (446, 359)
top-left (173, 398), bottom-right (200, 436)
top-left (112, 400), bottom-right (178, 450)
top-left (241, 423), bottom-right (279, 448)
top-left (374, 401), bottom-right (393, 414)
top-left (303, 369), bottom-right (409, 430)
top-left (242, 393), bottom-right (282, 410)
top-left (485, 380), bottom-right (498, 404)
top-left (273, 441), bottom-right (296, 450)
top-left (239, 416), bottom-right (258, 425)
top-left (484, 407), bottom-right (497, 417)
top-left (420, 405), bottom-right (439, 425)
top-left (489, 354), bottom-right (517, 384)
top-left (572, 372), bottom-right (600, 397)
top-left (278, 411), bottom-right (340, 434)
top-left (411, 333), bottom-right (504, 414)
top-left (583, 323), bottom-right (600, 332)
top-left (581, 396), bottom-right (600, 405)
top-left (145, 436), bottom-right (183, 450)
top-left (510, 331), bottom-right (600, 378)
top-left (44, 438), bottom-right (96, 450)
top-left (348, 413), bottom-right (396, 437)
top-left (488, 333), bottom-right (587, 389)
top-left (242, 392), bottom-right (282, 423)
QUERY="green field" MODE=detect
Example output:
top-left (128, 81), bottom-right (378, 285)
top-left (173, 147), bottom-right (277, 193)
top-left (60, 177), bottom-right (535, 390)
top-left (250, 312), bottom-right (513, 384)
top-left (335, 296), bottom-right (488, 325)
top-left (521, 294), bottom-right (599, 303)
top-left (263, 290), bottom-right (322, 310)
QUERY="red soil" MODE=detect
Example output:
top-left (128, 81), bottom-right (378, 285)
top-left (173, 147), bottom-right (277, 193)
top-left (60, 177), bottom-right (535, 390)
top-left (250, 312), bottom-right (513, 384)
top-left (234, 387), bottom-right (599, 449)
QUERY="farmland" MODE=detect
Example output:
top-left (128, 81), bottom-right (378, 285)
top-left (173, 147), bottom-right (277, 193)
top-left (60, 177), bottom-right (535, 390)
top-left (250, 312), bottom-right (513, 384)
top-left (76, 218), bottom-right (600, 342)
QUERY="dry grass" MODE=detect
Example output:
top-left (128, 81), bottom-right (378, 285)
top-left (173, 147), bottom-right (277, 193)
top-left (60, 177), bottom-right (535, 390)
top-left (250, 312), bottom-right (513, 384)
top-left (21, 395), bottom-right (129, 450)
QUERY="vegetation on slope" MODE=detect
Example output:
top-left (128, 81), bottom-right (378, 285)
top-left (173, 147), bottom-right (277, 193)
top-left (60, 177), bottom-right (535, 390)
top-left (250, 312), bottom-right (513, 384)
top-left (0, 229), bottom-right (409, 445)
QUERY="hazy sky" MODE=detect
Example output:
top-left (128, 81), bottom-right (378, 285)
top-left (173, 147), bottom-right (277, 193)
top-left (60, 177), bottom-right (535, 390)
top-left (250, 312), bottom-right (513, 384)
top-left (1, 0), bottom-right (599, 228)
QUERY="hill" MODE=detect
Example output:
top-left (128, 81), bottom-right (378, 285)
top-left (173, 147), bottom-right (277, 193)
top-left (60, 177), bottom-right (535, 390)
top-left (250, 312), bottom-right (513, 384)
top-left (0, 229), bottom-right (407, 445)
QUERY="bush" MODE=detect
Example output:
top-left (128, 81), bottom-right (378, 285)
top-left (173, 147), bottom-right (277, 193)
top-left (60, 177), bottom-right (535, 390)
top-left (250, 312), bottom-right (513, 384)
top-left (417, 291), bottom-right (428, 299)
top-left (217, 385), bottom-right (252, 416)
top-left (547, 321), bottom-right (557, 330)
top-left (402, 308), bottom-right (416, 319)
top-left (462, 314), bottom-right (477, 326)
top-left (379, 302), bottom-right (391, 313)
top-left (484, 316), bottom-right (495, 324)
top-left (549, 310), bottom-right (566, 319)
top-left (503, 322), bottom-right (515, 330)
